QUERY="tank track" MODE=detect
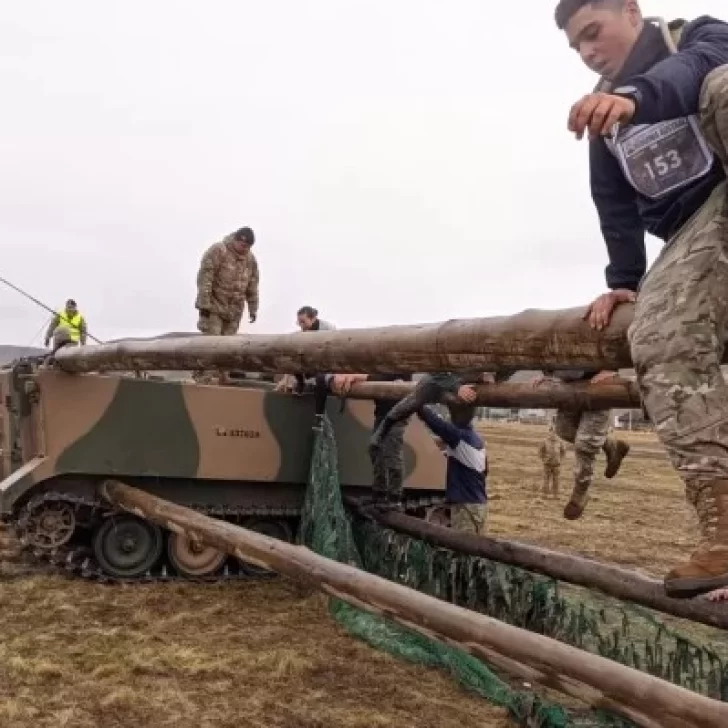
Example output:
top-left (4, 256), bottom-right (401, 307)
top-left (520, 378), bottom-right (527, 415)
top-left (11, 490), bottom-right (445, 585)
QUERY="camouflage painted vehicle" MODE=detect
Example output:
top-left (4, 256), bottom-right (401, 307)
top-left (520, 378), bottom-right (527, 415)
top-left (0, 359), bottom-right (446, 582)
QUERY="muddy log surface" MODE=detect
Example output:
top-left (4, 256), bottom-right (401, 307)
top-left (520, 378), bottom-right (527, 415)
top-left (340, 379), bottom-right (642, 410)
top-left (53, 304), bottom-right (653, 374)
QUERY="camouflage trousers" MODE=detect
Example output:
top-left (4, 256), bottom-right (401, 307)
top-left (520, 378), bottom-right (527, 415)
top-left (451, 503), bottom-right (487, 536)
top-left (542, 464), bottom-right (561, 495)
top-left (197, 312), bottom-right (241, 336)
top-left (629, 66), bottom-right (728, 507)
top-left (193, 312), bottom-right (241, 383)
top-left (554, 410), bottom-right (610, 492)
top-left (368, 418), bottom-right (407, 498)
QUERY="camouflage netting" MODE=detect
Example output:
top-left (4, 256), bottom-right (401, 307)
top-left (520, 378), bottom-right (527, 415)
top-left (297, 414), bottom-right (728, 728)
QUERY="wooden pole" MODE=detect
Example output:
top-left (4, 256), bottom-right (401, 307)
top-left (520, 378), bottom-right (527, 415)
top-left (54, 304), bottom-right (646, 374)
top-left (100, 480), bottom-right (728, 728)
top-left (340, 379), bottom-right (642, 410)
top-left (356, 506), bottom-right (728, 631)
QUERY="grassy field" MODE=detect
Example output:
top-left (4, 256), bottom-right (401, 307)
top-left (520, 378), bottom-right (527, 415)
top-left (0, 422), bottom-right (707, 727)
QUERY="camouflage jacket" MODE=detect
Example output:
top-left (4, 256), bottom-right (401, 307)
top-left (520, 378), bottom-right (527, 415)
top-left (539, 434), bottom-right (565, 465)
top-left (195, 236), bottom-right (260, 320)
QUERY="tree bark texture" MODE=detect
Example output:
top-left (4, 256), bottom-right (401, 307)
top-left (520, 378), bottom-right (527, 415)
top-left (359, 507), bottom-right (728, 632)
top-left (99, 480), bottom-right (728, 728)
top-left (54, 304), bottom-right (654, 374)
top-left (339, 379), bottom-right (641, 410)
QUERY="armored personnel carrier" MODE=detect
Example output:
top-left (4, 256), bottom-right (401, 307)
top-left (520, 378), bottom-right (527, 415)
top-left (0, 358), bottom-right (446, 582)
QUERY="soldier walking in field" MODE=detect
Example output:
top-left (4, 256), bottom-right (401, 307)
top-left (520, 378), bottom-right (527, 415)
top-left (534, 370), bottom-right (630, 519)
top-left (539, 425), bottom-right (566, 497)
top-left (194, 226), bottom-right (259, 383)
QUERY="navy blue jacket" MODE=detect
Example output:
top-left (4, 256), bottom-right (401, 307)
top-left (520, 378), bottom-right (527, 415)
top-left (590, 16), bottom-right (728, 292)
top-left (418, 406), bottom-right (487, 505)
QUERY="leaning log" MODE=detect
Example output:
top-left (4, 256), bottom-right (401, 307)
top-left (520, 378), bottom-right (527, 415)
top-left (356, 506), bottom-right (728, 632)
top-left (55, 304), bottom-right (646, 374)
top-left (339, 379), bottom-right (642, 410)
top-left (101, 480), bottom-right (728, 728)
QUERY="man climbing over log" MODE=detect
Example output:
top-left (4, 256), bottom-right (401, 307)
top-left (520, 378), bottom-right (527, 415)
top-left (534, 369), bottom-right (630, 518)
top-left (555, 0), bottom-right (728, 596)
top-left (368, 371), bottom-right (503, 452)
top-left (331, 371), bottom-right (413, 509)
top-left (275, 306), bottom-right (337, 394)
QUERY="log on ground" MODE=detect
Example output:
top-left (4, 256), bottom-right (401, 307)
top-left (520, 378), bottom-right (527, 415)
top-left (355, 506), bottom-right (728, 632)
top-left (100, 479), bottom-right (728, 728)
top-left (55, 304), bottom-right (651, 374)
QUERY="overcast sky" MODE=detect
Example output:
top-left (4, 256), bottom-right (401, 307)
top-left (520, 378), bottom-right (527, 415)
top-left (1, 0), bottom-right (724, 345)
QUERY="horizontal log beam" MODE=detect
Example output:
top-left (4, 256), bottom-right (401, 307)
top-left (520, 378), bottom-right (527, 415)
top-left (339, 379), bottom-right (642, 410)
top-left (355, 506), bottom-right (728, 632)
top-left (100, 480), bottom-right (728, 728)
top-left (54, 304), bottom-right (647, 374)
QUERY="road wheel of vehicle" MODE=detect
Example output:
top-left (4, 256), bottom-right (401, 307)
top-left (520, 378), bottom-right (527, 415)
top-left (92, 514), bottom-right (163, 579)
top-left (22, 500), bottom-right (76, 550)
top-left (167, 531), bottom-right (226, 578)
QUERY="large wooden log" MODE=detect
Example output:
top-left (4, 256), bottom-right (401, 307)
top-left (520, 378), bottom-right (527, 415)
top-left (358, 506), bottom-right (728, 631)
top-left (340, 379), bottom-right (642, 410)
top-left (100, 480), bottom-right (728, 728)
top-left (54, 304), bottom-right (644, 374)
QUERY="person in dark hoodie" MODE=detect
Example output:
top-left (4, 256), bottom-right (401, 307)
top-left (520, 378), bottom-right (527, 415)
top-left (555, 0), bottom-right (728, 598)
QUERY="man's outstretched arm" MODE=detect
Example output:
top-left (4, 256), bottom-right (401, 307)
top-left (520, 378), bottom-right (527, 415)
top-left (417, 406), bottom-right (462, 450)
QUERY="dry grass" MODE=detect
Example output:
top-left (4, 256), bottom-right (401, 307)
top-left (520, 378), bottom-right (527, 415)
top-left (0, 574), bottom-right (512, 728)
top-left (0, 421), bottom-right (711, 727)
top-left (481, 421), bottom-right (692, 575)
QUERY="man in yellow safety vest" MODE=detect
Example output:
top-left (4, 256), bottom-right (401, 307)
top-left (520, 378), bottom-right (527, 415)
top-left (44, 299), bottom-right (88, 348)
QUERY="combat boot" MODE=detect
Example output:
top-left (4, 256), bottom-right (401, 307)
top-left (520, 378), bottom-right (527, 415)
top-left (664, 480), bottom-right (728, 599)
top-left (603, 438), bottom-right (630, 479)
top-left (563, 481), bottom-right (589, 520)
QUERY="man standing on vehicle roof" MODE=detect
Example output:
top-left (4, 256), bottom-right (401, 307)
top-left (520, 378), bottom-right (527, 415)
top-left (554, 0), bottom-right (728, 597)
top-left (44, 299), bottom-right (87, 348)
top-left (194, 226), bottom-right (259, 383)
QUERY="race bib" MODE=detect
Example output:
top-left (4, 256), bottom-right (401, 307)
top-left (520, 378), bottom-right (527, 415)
top-left (608, 116), bottom-right (714, 199)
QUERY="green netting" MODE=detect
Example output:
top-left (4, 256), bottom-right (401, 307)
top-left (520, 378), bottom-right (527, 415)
top-left (297, 414), bottom-right (727, 727)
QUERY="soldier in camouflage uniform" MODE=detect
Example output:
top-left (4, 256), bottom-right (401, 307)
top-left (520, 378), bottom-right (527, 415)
top-left (194, 227), bottom-right (259, 383)
top-left (536, 370), bottom-right (630, 518)
top-left (331, 371), bottom-right (413, 508)
top-left (555, 1), bottom-right (728, 596)
top-left (368, 371), bottom-right (501, 451)
top-left (539, 426), bottom-right (566, 497)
